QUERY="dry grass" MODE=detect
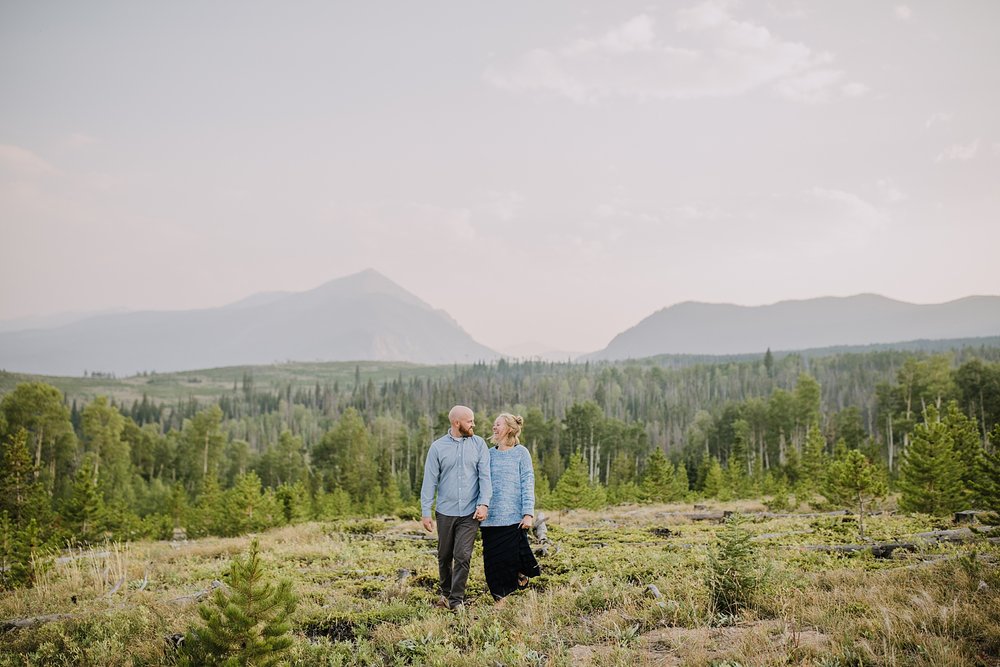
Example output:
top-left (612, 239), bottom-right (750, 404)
top-left (1, 505), bottom-right (997, 666)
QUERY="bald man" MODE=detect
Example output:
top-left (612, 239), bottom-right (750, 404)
top-left (420, 405), bottom-right (492, 610)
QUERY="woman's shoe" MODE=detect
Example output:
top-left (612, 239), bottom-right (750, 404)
top-left (517, 573), bottom-right (529, 588)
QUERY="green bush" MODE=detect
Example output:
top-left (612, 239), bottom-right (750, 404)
top-left (705, 514), bottom-right (767, 616)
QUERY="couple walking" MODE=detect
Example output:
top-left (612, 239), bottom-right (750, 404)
top-left (420, 405), bottom-right (541, 610)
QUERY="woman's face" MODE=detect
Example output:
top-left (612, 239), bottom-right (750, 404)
top-left (492, 416), bottom-right (509, 440)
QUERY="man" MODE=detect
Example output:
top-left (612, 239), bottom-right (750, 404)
top-left (420, 405), bottom-right (491, 610)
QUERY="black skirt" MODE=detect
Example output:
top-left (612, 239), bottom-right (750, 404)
top-left (480, 524), bottom-right (541, 600)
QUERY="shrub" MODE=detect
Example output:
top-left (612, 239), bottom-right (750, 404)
top-left (705, 514), bottom-right (767, 616)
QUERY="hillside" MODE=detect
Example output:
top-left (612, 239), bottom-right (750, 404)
top-left (586, 294), bottom-right (1000, 361)
top-left (0, 270), bottom-right (499, 376)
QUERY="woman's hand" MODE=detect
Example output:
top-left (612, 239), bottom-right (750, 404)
top-left (519, 515), bottom-right (533, 529)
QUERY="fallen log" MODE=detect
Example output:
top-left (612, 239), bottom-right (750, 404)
top-left (799, 526), bottom-right (998, 559)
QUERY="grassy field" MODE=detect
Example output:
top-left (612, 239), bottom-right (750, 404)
top-left (1, 501), bottom-right (998, 666)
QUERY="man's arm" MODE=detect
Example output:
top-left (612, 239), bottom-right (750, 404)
top-left (419, 443), bottom-right (440, 531)
top-left (475, 437), bottom-right (492, 512)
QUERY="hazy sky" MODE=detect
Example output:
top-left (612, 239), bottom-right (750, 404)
top-left (2, 1), bottom-right (998, 354)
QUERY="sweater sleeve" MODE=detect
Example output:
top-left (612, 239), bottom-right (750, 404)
top-left (520, 446), bottom-right (535, 517)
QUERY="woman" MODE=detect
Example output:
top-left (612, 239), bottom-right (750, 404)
top-left (479, 412), bottom-right (541, 601)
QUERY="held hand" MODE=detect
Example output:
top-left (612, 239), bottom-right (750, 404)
top-left (421, 517), bottom-right (434, 532)
top-left (519, 515), bottom-right (533, 530)
top-left (473, 505), bottom-right (488, 521)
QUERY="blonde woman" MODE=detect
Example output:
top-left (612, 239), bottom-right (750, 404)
top-left (479, 412), bottom-right (541, 600)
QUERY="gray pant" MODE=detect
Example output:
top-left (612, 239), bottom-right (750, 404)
top-left (436, 512), bottom-right (478, 606)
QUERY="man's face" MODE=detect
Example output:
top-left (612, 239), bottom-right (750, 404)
top-left (456, 413), bottom-right (475, 437)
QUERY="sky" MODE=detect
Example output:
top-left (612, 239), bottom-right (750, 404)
top-left (1, 1), bottom-right (998, 355)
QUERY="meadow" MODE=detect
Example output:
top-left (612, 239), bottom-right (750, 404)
top-left (1, 499), bottom-right (998, 666)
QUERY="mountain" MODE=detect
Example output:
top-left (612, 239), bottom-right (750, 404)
top-left (0, 269), bottom-right (499, 376)
top-left (584, 294), bottom-right (1000, 361)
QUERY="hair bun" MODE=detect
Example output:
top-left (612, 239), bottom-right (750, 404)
top-left (514, 415), bottom-right (523, 426)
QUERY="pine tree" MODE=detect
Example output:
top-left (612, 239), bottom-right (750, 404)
top-left (180, 539), bottom-right (297, 666)
top-left (63, 455), bottom-right (105, 545)
top-left (672, 460), bottom-right (690, 500)
top-left (726, 419), bottom-right (751, 499)
top-left (0, 514), bottom-right (49, 590)
top-left (941, 400), bottom-right (983, 505)
top-left (898, 406), bottom-right (966, 516)
top-left (641, 448), bottom-right (675, 503)
top-left (0, 428), bottom-right (50, 529)
top-left (702, 456), bottom-right (724, 499)
top-left (799, 424), bottom-right (828, 497)
top-left (705, 515), bottom-right (766, 616)
top-left (824, 449), bottom-right (887, 539)
top-left (974, 424), bottom-right (1000, 516)
top-left (552, 452), bottom-right (605, 510)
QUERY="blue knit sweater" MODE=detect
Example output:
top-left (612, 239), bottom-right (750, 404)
top-left (480, 444), bottom-right (535, 527)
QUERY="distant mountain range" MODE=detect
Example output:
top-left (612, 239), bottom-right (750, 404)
top-left (0, 270), bottom-right (499, 376)
top-left (584, 294), bottom-right (1000, 361)
top-left (2, 277), bottom-right (998, 377)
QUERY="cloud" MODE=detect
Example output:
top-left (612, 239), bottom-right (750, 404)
top-left (894, 5), bottom-right (913, 21)
top-left (841, 81), bottom-right (869, 97)
top-left (485, 2), bottom-right (857, 104)
top-left (935, 139), bottom-right (980, 163)
top-left (774, 68), bottom-right (845, 104)
top-left (877, 179), bottom-right (907, 203)
top-left (0, 144), bottom-right (57, 176)
top-left (924, 112), bottom-right (953, 129)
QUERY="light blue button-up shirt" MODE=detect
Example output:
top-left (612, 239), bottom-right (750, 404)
top-left (420, 431), bottom-right (492, 518)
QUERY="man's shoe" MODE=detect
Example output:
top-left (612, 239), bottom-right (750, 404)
top-left (449, 601), bottom-right (465, 612)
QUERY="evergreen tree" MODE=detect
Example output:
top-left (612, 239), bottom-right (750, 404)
top-left (726, 419), bottom-right (752, 499)
top-left (0, 428), bottom-right (50, 529)
top-left (189, 474), bottom-right (224, 538)
top-left (799, 424), bottom-right (828, 496)
top-left (672, 459), bottom-right (690, 500)
top-left (824, 449), bottom-right (887, 539)
top-left (63, 455), bottom-right (105, 545)
top-left (223, 472), bottom-right (279, 537)
top-left (641, 448), bottom-right (675, 503)
top-left (552, 452), bottom-right (605, 509)
top-left (898, 406), bottom-right (966, 516)
top-left (0, 514), bottom-right (48, 590)
top-left (974, 424), bottom-right (1000, 516)
top-left (702, 456), bottom-right (724, 499)
top-left (275, 481), bottom-right (310, 524)
top-left (941, 400), bottom-right (983, 504)
top-left (705, 515), bottom-right (766, 616)
top-left (180, 539), bottom-right (297, 667)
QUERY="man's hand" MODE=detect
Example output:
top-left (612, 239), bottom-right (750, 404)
top-left (421, 516), bottom-right (434, 532)
top-left (519, 515), bottom-right (534, 529)
top-left (473, 505), bottom-right (488, 521)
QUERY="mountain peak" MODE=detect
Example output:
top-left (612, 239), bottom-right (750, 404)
top-left (306, 269), bottom-right (432, 311)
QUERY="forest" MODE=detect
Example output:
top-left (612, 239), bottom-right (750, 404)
top-left (2, 343), bottom-right (1000, 586)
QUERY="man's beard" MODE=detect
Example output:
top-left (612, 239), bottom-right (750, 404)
top-left (458, 424), bottom-right (475, 437)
